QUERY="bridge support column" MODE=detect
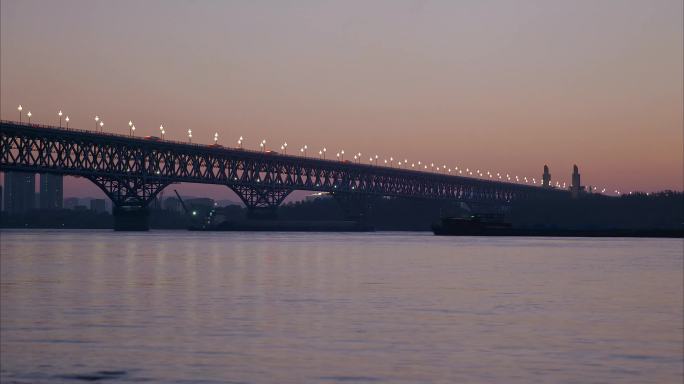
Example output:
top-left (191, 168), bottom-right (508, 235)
top-left (87, 176), bottom-right (169, 231)
top-left (113, 206), bottom-right (151, 231)
top-left (230, 185), bottom-right (290, 220)
top-left (332, 192), bottom-right (375, 223)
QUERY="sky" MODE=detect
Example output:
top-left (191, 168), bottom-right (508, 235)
top-left (1, 0), bottom-right (682, 200)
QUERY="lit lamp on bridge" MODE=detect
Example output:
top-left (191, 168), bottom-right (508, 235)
top-left (159, 124), bottom-right (164, 139)
top-left (260, 139), bottom-right (266, 152)
top-left (94, 116), bottom-right (100, 130)
top-left (374, 155), bottom-right (378, 165)
top-left (65, 116), bottom-right (70, 129)
top-left (322, 147), bottom-right (327, 159)
top-left (238, 136), bottom-right (243, 148)
top-left (58, 110), bottom-right (63, 127)
top-left (214, 132), bottom-right (219, 144)
top-left (128, 121), bottom-right (134, 136)
top-left (17, 105), bottom-right (23, 122)
top-left (281, 142), bottom-right (288, 154)
top-left (99, 120), bottom-right (104, 132)
top-left (27, 111), bottom-right (32, 124)
top-left (188, 129), bottom-right (192, 143)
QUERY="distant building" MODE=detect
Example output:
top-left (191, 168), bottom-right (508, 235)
top-left (305, 192), bottom-right (332, 202)
top-left (186, 198), bottom-right (215, 209)
top-left (542, 165), bottom-right (552, 188)
top-left (570, 164), bottom-right (585, 198)
top-left (90, 199), bottom-right (106, 213)
top-left (63, 197), bottom-right (80, 209)
top-left (164, 197), bottom-right (183, 213)
top-left (3, 171), bottom-right (35, 214)
top-left (39, 174), bottom-right (64, 209)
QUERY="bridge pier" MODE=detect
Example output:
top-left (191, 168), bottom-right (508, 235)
top-left (332, 192), bottom-right (375, 223)
top-left (113, 206), bottom-right (151, 231)
top-left (87, 176), bottom-right (169, 231)
top-left (230, 185), bottom-right (290, 220)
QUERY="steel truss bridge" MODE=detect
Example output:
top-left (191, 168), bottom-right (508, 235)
top-left (1, 120), bottom-right (567, 228)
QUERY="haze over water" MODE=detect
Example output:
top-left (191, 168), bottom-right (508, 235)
top-left (1, 230), bottom-right (682, 383)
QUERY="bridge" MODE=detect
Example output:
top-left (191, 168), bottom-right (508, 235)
top-left (1, 120), bottom-right (568, 230)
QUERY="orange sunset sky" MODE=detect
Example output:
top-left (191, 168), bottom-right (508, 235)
top-left (1, 0), bottom-right (682, 199)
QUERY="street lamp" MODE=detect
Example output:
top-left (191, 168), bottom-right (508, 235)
top-left (374, 154), bottom-right (378, 165)
top-left (58, 110), bottom-right (63, 127)
top-left (340, 150), bottom-right (344, 161)
top-left (128, 121), bottom-right (133, 136)
top-left (214, 132), bottom-right (219, 144)
top-left (159, 124), bottom-right (164, 138)
top-left (161, 128), bottom-right (165, 140)
top-left (27, 111), bottom-right (32, 124)
top-left (99, 120), bottom-right (104, 132)
top-left (94, 116), bottom-right (100, 130)
top-left (322, 147), bottom-right (327, 159)
top-left (131, 124), bottom-right (135, 136)
top-left (188, 129), bottom-right (192, 143)
top-left (17, 105), bottom-right (22, 122)
top-left (65, 116), bottom-right (70, 129)
top-left (281, 142), bottom-right (288, 154)
top-left (260, 139), bottom-right (266, 152)
top-left (238, 136), bottom-right (243, 148)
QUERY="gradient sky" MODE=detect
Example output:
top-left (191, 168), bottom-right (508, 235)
top-left (1, 0), bottom-right (682, 200)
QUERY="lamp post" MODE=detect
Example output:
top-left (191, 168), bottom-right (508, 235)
top-left (65, 116), bottom-right (70, 129)
top-left (260, 139), bottom-right (266, 152)
top-left (99, 120), bottom-right (104, 132)
top-left (27, 111), bottom-right (32, 124)
top-left (159, 124), bottom-right (164, 139)
top-left (58, 110), bottom-right (63, 127)
top-left (161, 128), bottom-right (165, 140)
top-left (322, 147), bottom-right (327, 159)
top-left (340, 150), bottom-right (344, 161)
top-left (94, 116), bottom-right (100, 130)
top-left (374, 154), bottom-right (378, 166)
top-left (214, 133), bottom-right (219, 145)
top-left (281, 142), bottom-right (287, 154)
top-left (128, 121), bottom-right (133, 136)
top-left (188, 129), bottom-right (192, 143)
top-left (131, 124), bottom-right (135, 136)
top-left (238, 136), bottom-right (243, 148)
top-left (17, 105), bottom-right (22, 122)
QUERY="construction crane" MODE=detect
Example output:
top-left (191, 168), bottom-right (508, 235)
top-left (173, 189), bottom-right (190, 215)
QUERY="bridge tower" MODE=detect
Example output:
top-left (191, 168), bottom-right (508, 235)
top-left (542, 165), bottom-right (552, 188)
top-left (570, 164), bottom-right (584, 198)
top-left (87, 176), bottom-right (169, 230)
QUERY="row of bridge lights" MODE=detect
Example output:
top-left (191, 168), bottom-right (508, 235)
top-left (15, 104), bottom-right (630, 195)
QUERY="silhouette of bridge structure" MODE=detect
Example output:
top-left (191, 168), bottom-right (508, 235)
top-left (1, 120), bottom-right (568, 229)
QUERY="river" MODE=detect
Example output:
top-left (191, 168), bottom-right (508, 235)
top-left (1, 230), bottom-right (682, 383)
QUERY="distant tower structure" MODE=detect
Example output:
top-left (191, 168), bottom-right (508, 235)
top-left (542, 165), bottom-right (552, 188)
top-left (570, 164), bottom-right (584, 198)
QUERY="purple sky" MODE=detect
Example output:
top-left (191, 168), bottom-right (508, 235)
top-left (1, 0), bottom-right (682, 200)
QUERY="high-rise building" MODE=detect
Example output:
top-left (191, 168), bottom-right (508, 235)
top-left (39, 173), bottom-right (63, 209)
top-left (3, 171), bottom-right (36, 213)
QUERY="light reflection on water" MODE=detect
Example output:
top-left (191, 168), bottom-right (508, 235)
top-left (1, 230), bottom-right (682, 383)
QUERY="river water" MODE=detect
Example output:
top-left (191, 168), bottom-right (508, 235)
top-left (1, 230), bottom-right (682, 383)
